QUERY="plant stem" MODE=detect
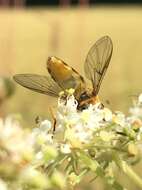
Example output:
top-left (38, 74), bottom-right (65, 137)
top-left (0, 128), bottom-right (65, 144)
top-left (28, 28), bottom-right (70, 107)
top-left (118, 160), bottom-right (142, 188)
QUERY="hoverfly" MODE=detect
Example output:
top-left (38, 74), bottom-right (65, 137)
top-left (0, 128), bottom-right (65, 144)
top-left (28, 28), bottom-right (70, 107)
top-left (13, 36), bottom-right (113, 110)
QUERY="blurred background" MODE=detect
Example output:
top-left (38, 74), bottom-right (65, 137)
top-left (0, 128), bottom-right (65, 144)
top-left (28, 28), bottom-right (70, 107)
top-left (0, 2), bottom-right (142, 189)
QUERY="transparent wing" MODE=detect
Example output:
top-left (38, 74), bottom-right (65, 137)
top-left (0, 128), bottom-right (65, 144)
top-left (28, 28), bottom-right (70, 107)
top-left (13, 74), bottom-right (62, 97)
top-left (84, 36), bottom-right (113, 95)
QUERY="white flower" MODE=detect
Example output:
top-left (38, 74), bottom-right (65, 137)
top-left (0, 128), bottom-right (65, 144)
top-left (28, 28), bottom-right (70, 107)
top-left (0, 116), bottom-right (34, 163)
top-left (0, 179), bottom-right (7, 190)
top-left (55, 95), bottom-right (114, 144)
top-left (113, 111), bottom-right (126, 127)
top-left (138, 94), bottom-right (142, 104)
top-left (103, 108), bottom-right (112, 121)
top-left (35, 151), bottom-right (43, 160)
top-left (58, 95), bottom-right (78, 114)
top-left (129, 106), bottom-right (142, 118)
top-left (60, 143), bottom-right (71, 154)
top-left (0, 116), bottom-right (21, 140)
top-left (74, 130), bottom-right (93, 143)
top-left (35, 132), bottom-right (53, 145)
top-left (40, 120), bottom-right (52, 132)
top-left (31, 120), bottom-right (53, 146)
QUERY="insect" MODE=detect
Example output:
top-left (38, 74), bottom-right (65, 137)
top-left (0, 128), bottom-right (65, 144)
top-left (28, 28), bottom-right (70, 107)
top-left (13, 36), bottom-right (113, 110)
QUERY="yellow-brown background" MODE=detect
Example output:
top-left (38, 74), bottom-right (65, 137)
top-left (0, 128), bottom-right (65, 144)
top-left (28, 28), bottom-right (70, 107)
top-left (0, 6), bottom-right (142, 190)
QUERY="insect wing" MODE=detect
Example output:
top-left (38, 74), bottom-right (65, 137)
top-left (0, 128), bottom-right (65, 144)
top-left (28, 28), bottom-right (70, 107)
top-left (84, 36), bottom-right (113, 95)
top-left (13, 74), bottom-right (62, 97)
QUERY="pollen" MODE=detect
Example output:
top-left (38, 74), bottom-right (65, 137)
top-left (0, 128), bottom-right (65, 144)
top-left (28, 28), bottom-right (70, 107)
top-left (81, 111), bottom-right (90, 123)
top-left (66, 88), bottom-right (75, 95)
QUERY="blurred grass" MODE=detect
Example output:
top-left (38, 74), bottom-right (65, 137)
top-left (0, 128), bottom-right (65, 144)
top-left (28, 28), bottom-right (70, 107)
top-left (0, 6), bottom-right (142, 190)
top-left (0, 6), bottom-right (142, 124)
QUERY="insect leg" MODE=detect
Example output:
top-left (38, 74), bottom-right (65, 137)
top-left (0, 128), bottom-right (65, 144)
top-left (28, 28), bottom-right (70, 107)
top-left (49, 107), bottom-right (56, 134)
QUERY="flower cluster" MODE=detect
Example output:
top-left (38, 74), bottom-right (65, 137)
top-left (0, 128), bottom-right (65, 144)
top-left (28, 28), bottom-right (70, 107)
top-left (0, 116), bottom-right (65, 190)
top-left (30, 92), bottom-right (142, 189)
top-left (0, 93), bottom-right (142, 190)
top-left (0, 116), bottom-right (34, 190)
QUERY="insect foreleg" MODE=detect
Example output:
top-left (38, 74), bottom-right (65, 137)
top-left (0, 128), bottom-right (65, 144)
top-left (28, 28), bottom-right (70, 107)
top-left (49, 107), bottom-right (56, 134)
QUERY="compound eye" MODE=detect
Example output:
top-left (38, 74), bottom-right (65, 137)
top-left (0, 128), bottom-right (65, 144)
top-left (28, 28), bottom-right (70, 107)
top-left (80, 93), bottom-right (86, 99)
top-left (80, 92), bottom-right (90, 101)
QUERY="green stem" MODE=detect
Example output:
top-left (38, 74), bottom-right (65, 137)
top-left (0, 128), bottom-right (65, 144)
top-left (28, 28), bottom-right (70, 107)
top-left (118, 160), bottom-right (142, 188)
